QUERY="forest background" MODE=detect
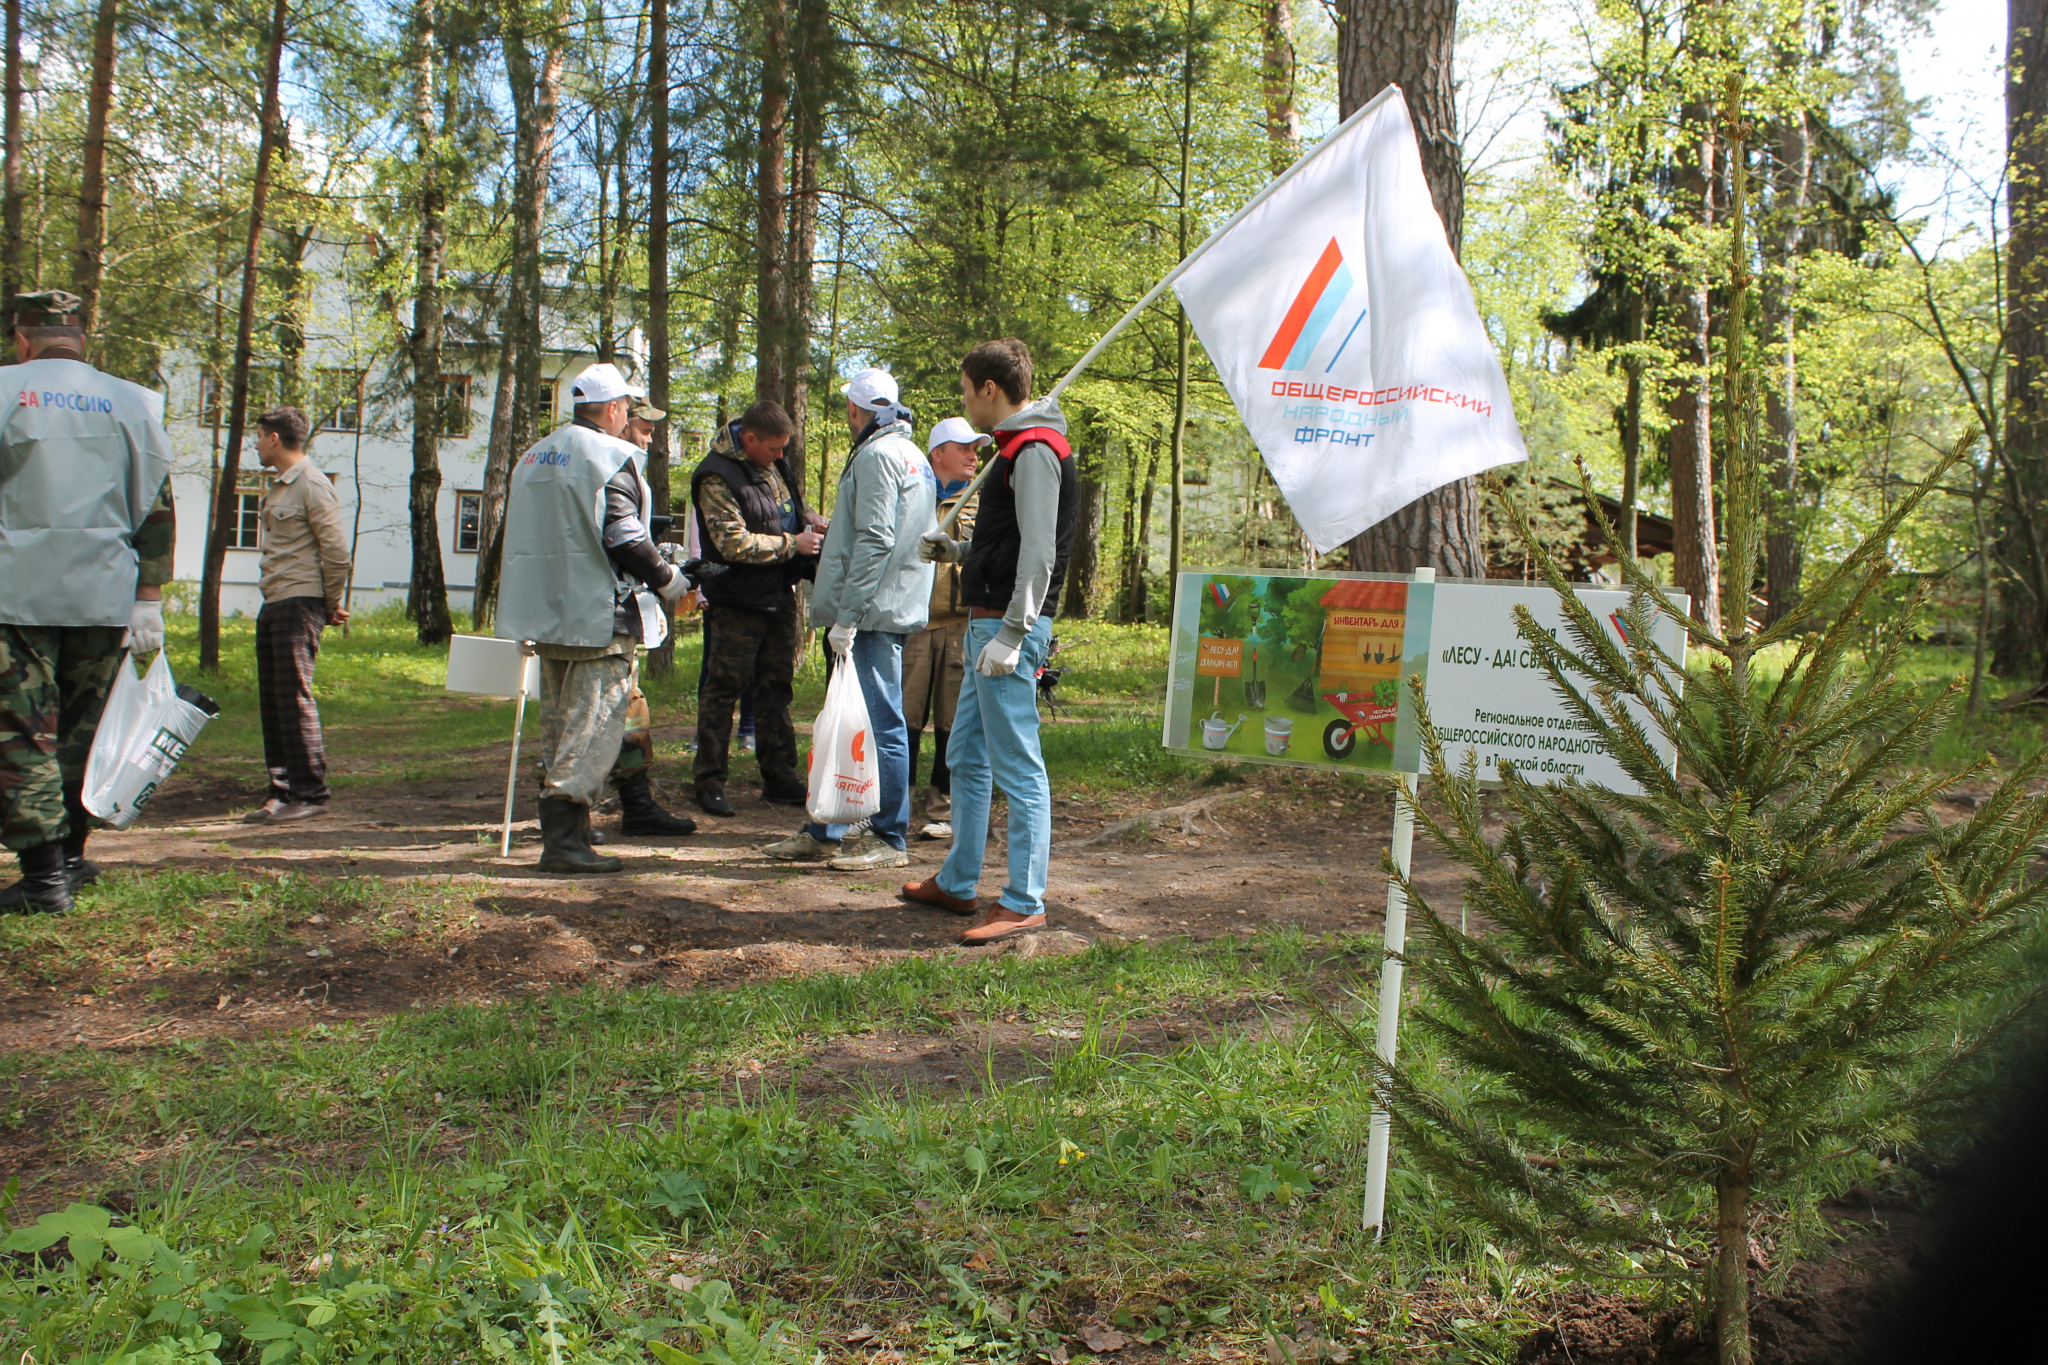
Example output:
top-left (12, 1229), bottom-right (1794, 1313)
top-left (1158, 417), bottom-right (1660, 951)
top-left (11, 0), bottom-right (2045, 701)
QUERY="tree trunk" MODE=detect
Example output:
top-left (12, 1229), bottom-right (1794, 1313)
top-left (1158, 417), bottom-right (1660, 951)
top-left (1619, 288), bottom-right (1644, 560)
top-left (2001, 0), bottom-right (2048, 680)
top-left (73, 0), bottom-right (119, 339)
top-left (1168, 0), bottom-right (1194, 589)
top-left (1133, 434), bottom-right (1163, 621)
top-left (197, 0), bottom-right (288, 672)
top-left (1261, 0), bottom-right (1299, 175)
top-left (502, 3), bottom-right (566, 458)
top-left (1118, 436), bottom-right (1140, 620)
top-left (1337, 0), bottom-right (1485, 576)
top-left (782, 0), bottom-right (829, 499)
top-left (1713, 1158), bottom-right (1754, 1365)
top-left (1062, 470), bottom-right (1103, 618)
top-left (471, 280), bottom-right (520, 631)
top-left (644, 0), bottom-right (674, 672)
top-left (406, 0), bottom-right (452, 645)
top-left (3, 0), bottom-right (23, 302)
top-left (1761, 110), bottom-right (1809, 625)
top-left (1668, 98), bottom-right (1723, 633)
top-left (755, 0), bottom-right (789, 410)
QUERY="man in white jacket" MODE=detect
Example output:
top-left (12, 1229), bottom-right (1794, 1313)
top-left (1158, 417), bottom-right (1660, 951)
top-left (763, 367), bottom-right (937, 871)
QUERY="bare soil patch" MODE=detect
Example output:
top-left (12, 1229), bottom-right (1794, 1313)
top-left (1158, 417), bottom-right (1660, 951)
top-left (0, 735), bottom-right (1461, 1054)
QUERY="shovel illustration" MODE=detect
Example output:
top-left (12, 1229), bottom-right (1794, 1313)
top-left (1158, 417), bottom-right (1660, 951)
top-left (1244, 647), bottom-right (1267, 709)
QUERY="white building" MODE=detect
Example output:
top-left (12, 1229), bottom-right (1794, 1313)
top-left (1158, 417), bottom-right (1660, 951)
top-left (161, 236), bottom-right (661, 617)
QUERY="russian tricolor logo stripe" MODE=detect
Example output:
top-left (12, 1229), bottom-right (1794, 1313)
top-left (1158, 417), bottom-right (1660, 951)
top-left (1257, 238), bottom-right (1353, 371)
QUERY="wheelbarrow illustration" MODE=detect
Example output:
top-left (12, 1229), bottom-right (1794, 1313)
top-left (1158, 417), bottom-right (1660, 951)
top-left (1321, 691), bottom-right (1397, 760)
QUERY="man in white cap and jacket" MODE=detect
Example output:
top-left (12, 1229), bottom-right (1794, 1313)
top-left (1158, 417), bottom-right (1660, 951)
top-left (496, 361), bottom-right (697, 874)
top-left (762, 366), bottom-right (937, 871)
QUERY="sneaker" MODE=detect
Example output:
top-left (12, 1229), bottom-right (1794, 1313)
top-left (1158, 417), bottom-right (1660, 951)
top-left (267, 801), bottom-right (330, 824)
top-left (827, 831), bottom-right (911, 871)
top-left (244, 799), bottom-right (286, 824)
top-left (761, 830), bottom-right (841, 862)
top-left (919, 820), bottom-right (953, 841)
top-left (739, 733), bottom-right (757, 754)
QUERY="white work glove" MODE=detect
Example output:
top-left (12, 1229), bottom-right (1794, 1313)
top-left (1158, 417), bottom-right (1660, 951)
top-left (918, 530), bottom-right (964, 564)
top-left (827, 623), bottom-right (857, 656)
top-left (126, 599), bottom-right (165, 654)
top-left (655, 565), bottom-right (692, 602)
top-left (975, 633), bottom-right (1023, 678)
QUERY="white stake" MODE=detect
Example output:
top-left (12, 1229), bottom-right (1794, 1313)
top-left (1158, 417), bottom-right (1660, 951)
top-left (1364, 566), bottom-right (1431, 1237)
top-left (500, 652), bottom-right (533, 858)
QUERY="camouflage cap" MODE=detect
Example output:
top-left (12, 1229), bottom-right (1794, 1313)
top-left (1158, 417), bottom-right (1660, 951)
top-left (629, 401), bottom-right (667, 422)
top-left (7, 289), bottom-right (83, 327)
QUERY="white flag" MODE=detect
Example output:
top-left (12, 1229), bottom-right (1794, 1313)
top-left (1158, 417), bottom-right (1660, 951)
top-left (1171, 88), bottom-right (1526, 554)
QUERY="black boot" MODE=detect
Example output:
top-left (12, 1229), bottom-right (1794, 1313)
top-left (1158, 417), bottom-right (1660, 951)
top-left (62, 785), bottom-right (100, 888)
top-left (4, 843), bottom-right (72, 914)
top-left (617, 777), bottom-right (696, 836)
top-left (537, 798), bottom-right (624, 874)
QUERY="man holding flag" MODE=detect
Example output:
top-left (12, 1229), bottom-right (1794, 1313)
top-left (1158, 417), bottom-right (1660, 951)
top-left (902, 339), bottom-right (1074, 946)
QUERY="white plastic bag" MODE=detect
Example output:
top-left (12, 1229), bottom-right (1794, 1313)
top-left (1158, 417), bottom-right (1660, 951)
top-left (806, 658), bottom-right (880, 825)
top-left (82, 651), bottom-right (216, 829)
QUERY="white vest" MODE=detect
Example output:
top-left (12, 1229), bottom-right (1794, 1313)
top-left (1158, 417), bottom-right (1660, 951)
top-left (496, 421), bottom-right (664, 649)
top-left (0, 357), bottom-right (172, 627)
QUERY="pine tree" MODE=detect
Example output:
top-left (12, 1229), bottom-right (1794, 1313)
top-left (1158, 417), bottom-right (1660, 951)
top-left (1360, 470), bottom-right (2048, 1364)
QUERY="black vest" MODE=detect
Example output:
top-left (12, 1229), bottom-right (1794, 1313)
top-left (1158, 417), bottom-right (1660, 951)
top-left (960, 427), bottom-right (1078, 614)
top-left (691, 444), bottom-right (809, 617)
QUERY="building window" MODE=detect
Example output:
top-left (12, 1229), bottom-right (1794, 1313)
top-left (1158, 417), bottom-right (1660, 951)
top-left (198, 370), bottom-right (282, 428)
top-left (454, 491), bottom-right (483, 553)
top-left (226, 475), bottom-right (265, 550)
top-left (316, 368), bottom-right (364, 432)
top-left (438, 374), bottom-right (473, 438)
top-left (538, 375), bottom-right (557, 426)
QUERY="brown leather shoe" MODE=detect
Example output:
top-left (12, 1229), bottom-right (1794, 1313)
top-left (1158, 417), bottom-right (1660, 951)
top-left (901, 877), bottom-right (977, 916)
top-left (960, 906), bottom-right (1046, 945)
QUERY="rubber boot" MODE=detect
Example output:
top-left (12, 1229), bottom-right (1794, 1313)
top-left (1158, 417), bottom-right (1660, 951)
top-left (536, 798), bottom-right (623, 874)
top-left (7, 843), bottom-right (72, 914)
top-left (617, 777), bottom-right (697, 836)
top-left (62, 785), bottom-right (101, 888)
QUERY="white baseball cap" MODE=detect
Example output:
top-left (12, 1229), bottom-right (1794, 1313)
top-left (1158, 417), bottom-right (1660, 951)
top-left (926, 416), bottom-right (990, 452)
top-left (569, 362), bottom-right (632, 405)
top-left (841, 367), bottom-right (899, 411)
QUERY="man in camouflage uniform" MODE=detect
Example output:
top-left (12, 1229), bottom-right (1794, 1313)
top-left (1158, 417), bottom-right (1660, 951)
top-left (688, 400), bottom-right (825, 817)
top-left (0, 290), bottom-right (175, 914)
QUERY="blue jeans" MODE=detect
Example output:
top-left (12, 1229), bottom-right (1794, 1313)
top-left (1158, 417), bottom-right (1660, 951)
top-left (807, 630), bottom-right (910, 850)
top-left (938, 617), bottom-right (1053, 916)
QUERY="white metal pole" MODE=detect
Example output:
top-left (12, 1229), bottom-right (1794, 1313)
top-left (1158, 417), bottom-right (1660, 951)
top-left (934, 85), bottom-right (1404, 539)
top-left (1363, 565), bottom-right (1432, 1236)
top-left (501, 662), bottom-right (531, 858)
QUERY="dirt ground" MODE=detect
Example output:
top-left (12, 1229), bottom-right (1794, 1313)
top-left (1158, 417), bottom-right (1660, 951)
top-left (0, 726), bottom-right (1472, 1054)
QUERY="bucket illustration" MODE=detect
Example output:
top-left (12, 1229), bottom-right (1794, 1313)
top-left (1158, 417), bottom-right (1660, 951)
top-left (1264, 716), bottom-right (1292, 755)
top-left (1202, 712), bottom-right (1245, 750)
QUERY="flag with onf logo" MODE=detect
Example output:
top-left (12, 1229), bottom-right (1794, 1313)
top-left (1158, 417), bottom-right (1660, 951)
top-left (1171, 88), bottom-right (1526, 554)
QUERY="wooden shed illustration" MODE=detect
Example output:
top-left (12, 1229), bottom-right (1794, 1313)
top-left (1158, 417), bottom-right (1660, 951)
top-left (1313, 579), bottom-right (1410, 759)
top-left (1318, 579), bottom-right (1409, 690)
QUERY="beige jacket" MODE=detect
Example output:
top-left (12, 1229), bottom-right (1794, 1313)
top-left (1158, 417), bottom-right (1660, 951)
top-left (259, 459), bottom-right (351, 608)
top-left (925, 488), bottom-right (977, 628)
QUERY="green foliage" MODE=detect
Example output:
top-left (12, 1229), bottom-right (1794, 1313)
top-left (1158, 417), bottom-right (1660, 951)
top-left (1357, 484), bottom-right (2048, 1343)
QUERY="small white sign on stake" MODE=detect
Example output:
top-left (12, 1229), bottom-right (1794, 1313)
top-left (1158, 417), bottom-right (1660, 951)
top-left (446, 635), bottom-right (540, 856)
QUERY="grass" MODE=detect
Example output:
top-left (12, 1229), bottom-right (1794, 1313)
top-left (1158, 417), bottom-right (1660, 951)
top-left (0, 931), bottom-right (1585, 1365)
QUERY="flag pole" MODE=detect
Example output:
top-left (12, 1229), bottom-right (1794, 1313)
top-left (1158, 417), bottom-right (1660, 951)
top-left (935, 85), bottom-right (1405, 537)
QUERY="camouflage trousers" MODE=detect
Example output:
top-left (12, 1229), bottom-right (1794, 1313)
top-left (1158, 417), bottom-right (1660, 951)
top-left (608, 678), bottom-right (653, 791)
top-left (0, 623), bottom-right (126, 852)
top-left (692, 603), bottom-right (799, 793)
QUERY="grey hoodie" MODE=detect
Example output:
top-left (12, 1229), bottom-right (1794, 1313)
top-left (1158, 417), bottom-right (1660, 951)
top-left (985, 397), bottom-right (1070, 650)
top-left (808, 416), bottom-right (940, 635)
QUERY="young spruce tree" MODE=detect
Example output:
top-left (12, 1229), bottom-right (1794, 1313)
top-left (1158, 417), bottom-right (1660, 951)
top-left (1364, 473), bottom-right (2048, 1362)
